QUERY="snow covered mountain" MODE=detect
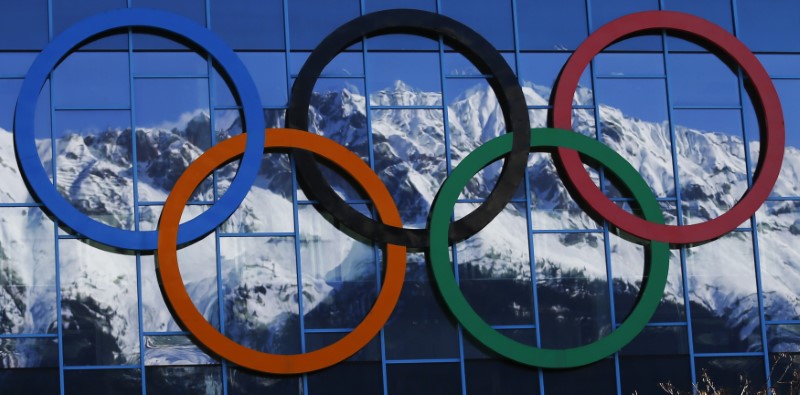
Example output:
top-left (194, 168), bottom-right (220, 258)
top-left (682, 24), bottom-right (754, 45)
top-left (0, 79), bottom-right (798, 380)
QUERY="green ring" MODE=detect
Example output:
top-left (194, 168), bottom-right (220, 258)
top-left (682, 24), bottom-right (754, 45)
top-left (428, 128), bottom-right (669, 368)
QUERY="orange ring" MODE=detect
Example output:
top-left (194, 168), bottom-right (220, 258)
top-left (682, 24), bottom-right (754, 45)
top-left (156, 128), bottom-right (406, 374)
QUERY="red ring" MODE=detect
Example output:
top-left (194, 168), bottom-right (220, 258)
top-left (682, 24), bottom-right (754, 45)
top-left (551, 11), bottom-right (784, 245)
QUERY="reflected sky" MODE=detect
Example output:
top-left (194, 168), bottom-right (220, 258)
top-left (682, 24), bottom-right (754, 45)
top-left (0, 1), bottom-right (797, 150)
top-left (6, 47), bottom-right (793, 148)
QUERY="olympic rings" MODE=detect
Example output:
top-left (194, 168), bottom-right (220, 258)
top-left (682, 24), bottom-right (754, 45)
top-left (286, 9), bottom-right (531, 249)
top-left (428, 128), bottom-right (669, 368)
top-left (156, 128), bottom-right (407, 374)
top-left (12, 7), bottom-right (789, 373)
top-left (14, 8), bottom-right (266, 251)
top-left (551, 11), bottom-right (784, 245)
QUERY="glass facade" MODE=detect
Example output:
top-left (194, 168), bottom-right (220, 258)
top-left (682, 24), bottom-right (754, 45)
top-left (0, 0), bottom-right (798, 394)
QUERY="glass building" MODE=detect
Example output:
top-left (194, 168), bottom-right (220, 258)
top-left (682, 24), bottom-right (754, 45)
top-left (0, 0), bottom-right (798, 394)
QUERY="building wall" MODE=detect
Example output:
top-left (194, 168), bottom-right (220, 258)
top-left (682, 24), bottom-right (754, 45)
top-left (0, 0), bottom-right (798, 394)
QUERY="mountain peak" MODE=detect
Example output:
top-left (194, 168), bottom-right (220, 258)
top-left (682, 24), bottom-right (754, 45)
top-left (369, 80), bottom-right (442, 107)
top-left (391, 79), bottom-right (412, 91)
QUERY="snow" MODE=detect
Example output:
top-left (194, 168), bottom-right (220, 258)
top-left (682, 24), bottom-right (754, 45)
top-left (0, 79), bottom-right (798, 367)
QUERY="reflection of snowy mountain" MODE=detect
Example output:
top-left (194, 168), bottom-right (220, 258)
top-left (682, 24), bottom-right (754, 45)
top-left (0, 80), bottom-right (799, 375)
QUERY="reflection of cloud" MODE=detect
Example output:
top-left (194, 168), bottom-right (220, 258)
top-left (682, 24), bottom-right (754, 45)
top-left (150, 108), bottom-right (209, 131)
top-left (448, 67), bottom-right (479, 76)
top-left (342, 81), bottom-right (361, 95)
top-left (62, 126), bottom-right (103, 136)
top-left (215, 109), bottom-right (239, 132)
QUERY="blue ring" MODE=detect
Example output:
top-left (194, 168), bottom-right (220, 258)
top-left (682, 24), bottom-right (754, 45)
top-left (13, 8), bottom-right (265, 251)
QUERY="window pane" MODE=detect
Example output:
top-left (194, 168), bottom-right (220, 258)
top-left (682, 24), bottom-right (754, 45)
top-left (447, 77), bottom-right (525, 201)
top-left (54, 52), bottom-right (131, 110)
top-left (463, 329), bottom-right (539, 394)
top-left (34, 80), bottom-right (53, 182)
top-left (360, 4), bottom-right (441, 51)
top-left (0, 237), bottom-right (54, 329)
top-left (134, 0), bottom-right (206, 23)
top-left (305, 331), bottom-right (381, 358)
top-left (664, 0), bottom-right (733, 51)
top-left (288, 0), bottom-right (360, 51)
top-left (0, 1), bottom-right (48, 50)
top-left (384, 253), bottom-right (460, 359)
top-left (367, 52), bottom-right (442, 106)
top-left (768, 325), bottom-right (800, 353)
top-left (53, 110), bottom-right (131, 137)
top-left (229, 52), bottom-right (288, 108)
top-left (764, 80), bottom-right (800, 197)
top-left (0, 53), bottom-right (36, 77)
top-left (210, 0), bottom-right (285, 50)
top-left (227, 366), bottom-right (302, 394)
top-left (534, 232), bottom-right (611, 349)
top-left (543, 358), bottom-right (617, 393)
top-left (141, 230), bottom-right (219, 333)
top-left (446, 77), bottom-right (500, 117)
top-left (307, 78), bottom-right (367, 151)
top-left (134, 78), bottom-right (212, 201)
top-left (737, 0), bottom-right (800, 52)
top-left (518, 53), bottom-right (592, 105)
top-left (687, 232), bottom-right (762, 353)
top-left (366, 33), bottom-right (438, 52)
top-left (386, 363), bottom-right (463, 394)
top-left (365, 0), bottom-right (435, 12)
top-left (64, 369), bottom-right (142, 394)
top-left (220, 236), bottom-right (302, 354)
top-left (669, 53), bottom-right (740, 108)
top-left (0, 368), bottom-right (59, 393)
top-left (768, 352), bottom-right (800, 395)
top-left (53, 110), bottom-right (134, 229)
top-left (131, 0), bottom-right (206, 50)
top-left (456, 202), bottom-right (534, 326)
top-left (591, 0), bottom-right (661, 51)
top-left (517, 0), bottom-right (588, 51)
top-left (306, 361), bottom-right (383, 394)
top-left (595, 53), bottom-right (664, 77)
top-left (529, 152), bottom-right (601, 231)
top-left (299, 205), bottom-right (378, 329)
top-left (219, 153), bottom-right (295, 234)
top-left (134, 78), bottom-right (209, 130)
top-left (290, 52), bottom-right (364, 77)
top-left (306, 334), bottom-right (382, 394)
top-left (144, 335), bottom-right (216, 366)
top-left (595, 78), bottom-right (674, 198)
top-left (610, 232), bottom-right (685, 323)
top-left (441, 0), bottom-right (514, 51)
top-left (0, 338), bottom-right (58, 368)
top-left (757, 202), bottom-right (800, 322)
top-left (293, 78), bottom-right (368, 202)
top-left (371, 108), bottom-right (446, 227)
top-left (757, 54), bottom-right (800, 79)
top-left (674, 109), bottom-right (749, 226)
top-left (133, 52), bottom-right (208, 77)
top-left (53, 0), bottom-right (128, 50)
top-left (619, 326), bottom-right (692, 394)
top-left (443, 52), bottom-right (515, 77)
top-left (146, 365), bottom-right (223, 394)
top-left (694, 357), bottom-right (768, 394)
top-left (0, 81), bottom-right (36, 202)
top-left (59, 239), bottom-right (140, 366)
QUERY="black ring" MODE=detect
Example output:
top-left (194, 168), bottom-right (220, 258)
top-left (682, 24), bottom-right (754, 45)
top-left (285, 9), bottom-right (530, 248)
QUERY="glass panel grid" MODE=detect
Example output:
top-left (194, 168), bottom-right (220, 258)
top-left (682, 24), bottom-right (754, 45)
top-left (0, 0), bottom-right (794, 394)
